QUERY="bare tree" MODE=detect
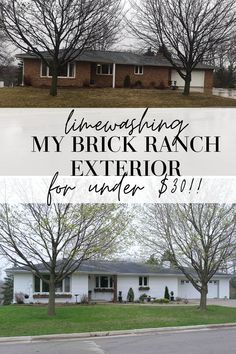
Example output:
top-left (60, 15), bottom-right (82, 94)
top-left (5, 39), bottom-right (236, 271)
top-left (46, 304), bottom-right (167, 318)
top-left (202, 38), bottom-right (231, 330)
top-left (0, 203), bottom-right (129, 316)
top-left (130, 0), bottom-right (236, 95)
top-left (140, 204), bottom-right (236, 310)
top-left (1, 0), bottom-right (123, 96)
top-left (205, 37), bottom-right (236, 88)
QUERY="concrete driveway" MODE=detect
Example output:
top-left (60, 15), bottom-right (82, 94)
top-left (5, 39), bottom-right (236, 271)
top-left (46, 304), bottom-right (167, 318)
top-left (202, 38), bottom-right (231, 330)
top-left (187, 299), bottom-right (236, 308)
top-left (207, 299), bottom-right (236, 308)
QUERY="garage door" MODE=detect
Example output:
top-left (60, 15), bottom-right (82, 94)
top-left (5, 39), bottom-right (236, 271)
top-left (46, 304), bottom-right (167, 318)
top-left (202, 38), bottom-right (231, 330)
top-left (179, 280), bottom-right (219, 299)
top-left (208, 280), bottom-right (219, 298)
top-left (171, 70), bottom-right (205, 88)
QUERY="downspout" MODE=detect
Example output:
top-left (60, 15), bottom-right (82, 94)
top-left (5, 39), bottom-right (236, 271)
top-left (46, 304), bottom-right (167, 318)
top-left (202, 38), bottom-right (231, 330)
top-left (22, 59), bottom-right (25, 86)
top-left (112, 63), bottom-right (116, 89)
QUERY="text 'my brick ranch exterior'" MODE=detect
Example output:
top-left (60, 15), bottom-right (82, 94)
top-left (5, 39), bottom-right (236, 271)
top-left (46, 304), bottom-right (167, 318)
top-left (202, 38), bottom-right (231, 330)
top-left (17, 50), bottom-right (214, 91)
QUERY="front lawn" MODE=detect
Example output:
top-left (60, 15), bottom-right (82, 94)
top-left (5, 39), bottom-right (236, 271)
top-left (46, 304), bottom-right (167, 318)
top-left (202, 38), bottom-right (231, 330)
top-left (0, 87), bottom-right (236, 107)
top-left (0, 304), bottom-right (236, 337)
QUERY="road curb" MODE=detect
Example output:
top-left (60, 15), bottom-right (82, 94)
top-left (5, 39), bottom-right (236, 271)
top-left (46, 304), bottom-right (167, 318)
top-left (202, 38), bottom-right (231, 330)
top-left (1, 323), bottom-right (236, 344)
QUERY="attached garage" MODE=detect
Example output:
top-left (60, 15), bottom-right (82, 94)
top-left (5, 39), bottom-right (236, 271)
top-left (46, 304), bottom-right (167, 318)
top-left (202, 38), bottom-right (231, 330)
top-left (179, 279), bottom-right (219, 299)
top-left (171, 69), bottom-right (205, 91)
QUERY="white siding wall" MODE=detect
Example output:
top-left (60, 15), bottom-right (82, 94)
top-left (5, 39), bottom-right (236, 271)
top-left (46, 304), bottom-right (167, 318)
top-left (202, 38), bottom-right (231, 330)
top-left (71, 273), bottom-right (89, 303)
top-left (14, 272), bottom-right (89, 304)
top-left (171, 69), bottom-right (205, 88)
top-left (13, 272), bottom-right (33, 303)
top-left (117, 275), bottom-right (178, 301)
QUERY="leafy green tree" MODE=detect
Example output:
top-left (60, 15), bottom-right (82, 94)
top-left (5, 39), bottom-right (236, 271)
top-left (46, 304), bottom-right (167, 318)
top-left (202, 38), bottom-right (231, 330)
top-left (145, 254), bottom-right (160, 265)
top-left (140, 204), bottom-right (236, 310)
top-left (2, 274), bottom-right (13, 305)
top-left (0, 203), bottom-right (130, 316)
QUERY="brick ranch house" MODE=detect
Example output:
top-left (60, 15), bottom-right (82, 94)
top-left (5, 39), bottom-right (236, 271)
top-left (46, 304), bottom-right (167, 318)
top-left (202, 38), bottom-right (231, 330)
top-left (17, 50), bottom-right (214, 91)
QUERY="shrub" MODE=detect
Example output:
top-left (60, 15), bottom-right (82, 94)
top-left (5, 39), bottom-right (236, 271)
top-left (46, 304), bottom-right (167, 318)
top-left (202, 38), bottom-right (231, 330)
top-left (164, 286), bottom-right (170, 300)
top-left (15, 292), bottom-right (25, 304)
top-left (83, 79), bottom-right (90, 88)
top-left (139, 293), bottom-right (148, 302)
top-left (175, 297), bottom-right (182, 302)
top-left (156, 81), bottom-right (166, 90)
top-left (154, 298), bottom-right (170, 304)
top-left (123, 75), bottom-right (131, 88)
top-left (23, 75), bottom-right (32, 86)
top-left (127, 288), bottom-right (134, 302)
top-left (133, 80), bottom-right (143, 89)
top-left (80, 294), bottom-right (89, 304)
top-left (149, 81), bottom-right (156, 88)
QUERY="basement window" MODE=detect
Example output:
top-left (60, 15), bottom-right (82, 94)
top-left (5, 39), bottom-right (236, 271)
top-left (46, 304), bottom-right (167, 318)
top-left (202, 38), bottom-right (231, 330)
top-left (41, 61), bottom-right (75, 78)
top-left (96, 63), bottom-right (113, 75)
top-left (134, 65), bottom-right (143, 75)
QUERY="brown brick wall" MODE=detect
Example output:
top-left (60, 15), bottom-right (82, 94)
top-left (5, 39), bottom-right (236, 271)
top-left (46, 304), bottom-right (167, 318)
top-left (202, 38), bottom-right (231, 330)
top-left (204, 69), bottom-right (214, 91)
top-left (115, 64), bottom-right (171, 88)
top-left (90, 63), bottom-right (171, 88)
top-left (90, 63), bottom-right (113, 87)
top-left (23, 59), bottom-right (91, 87)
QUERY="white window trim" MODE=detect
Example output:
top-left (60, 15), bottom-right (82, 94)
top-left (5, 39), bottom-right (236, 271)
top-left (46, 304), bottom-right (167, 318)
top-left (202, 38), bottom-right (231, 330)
top-left (139, 276), bottom-right (149, 286)
top-left (95, 275), bottom-right (113, 288)
top-left (40, 61), bottom-right (76, 79)
top-left (134, 65), bottom-right (144, 75)
top-left (96, 63), bottom-right (113, 76)
top-left (34, 276), bottom-right (71, 294)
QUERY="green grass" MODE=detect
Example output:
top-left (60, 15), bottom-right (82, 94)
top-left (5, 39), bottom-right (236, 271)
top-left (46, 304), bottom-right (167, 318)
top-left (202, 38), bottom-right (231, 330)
top-left (0, 304), bottom-right (236, 337)
top-left (0, 87), bottom-right (236, 107)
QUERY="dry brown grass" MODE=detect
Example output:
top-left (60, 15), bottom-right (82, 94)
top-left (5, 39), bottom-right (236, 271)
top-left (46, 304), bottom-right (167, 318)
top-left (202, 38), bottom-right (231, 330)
top-left (0, 86), bottom-right (236, 107)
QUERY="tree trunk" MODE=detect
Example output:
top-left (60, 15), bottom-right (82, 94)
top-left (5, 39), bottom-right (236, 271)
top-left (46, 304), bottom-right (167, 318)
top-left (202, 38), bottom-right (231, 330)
top-left (47, 274), bottom-right (56, 316)
top-left (50, 68), bottom-right (58, 97)
top-left (183, 74), bottom-right (191, 96)
top-left (199, 285), bottom-right (208, 311)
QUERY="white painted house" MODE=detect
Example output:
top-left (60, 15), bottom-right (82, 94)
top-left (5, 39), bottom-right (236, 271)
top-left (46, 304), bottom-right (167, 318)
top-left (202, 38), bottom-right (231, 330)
top-left (9, 261), bottom-right (230, 304)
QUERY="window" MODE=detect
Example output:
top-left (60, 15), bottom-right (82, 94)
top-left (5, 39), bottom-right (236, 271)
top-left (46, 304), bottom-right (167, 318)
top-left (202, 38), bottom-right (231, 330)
top-left (34, 276), bottom-right (40, 292)
top-left (41, 61), bottom-right (75, 78)
top-left (139, 276), bottom-right (148, 286)
top-left (34, 275), bottom-right (71, 293)
top-left (134, 65), bottom-right (143, 75)
top-left (95, 275), bottom-right (113, 288)
top-left (55, 280), bottom-right (63, 292)
top-left (64, 276), bottom-right (71, 292)
top-left (42, 275), bottom-right (50, 292)
top-left (96, 63), bottom-right (113, 75)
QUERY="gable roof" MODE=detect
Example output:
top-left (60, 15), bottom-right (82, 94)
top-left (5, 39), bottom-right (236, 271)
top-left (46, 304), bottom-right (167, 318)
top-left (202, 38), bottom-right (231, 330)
top-left (16, 49), bottom-right (214, 70)
top-left (8, 260), bottom-right (229, 278)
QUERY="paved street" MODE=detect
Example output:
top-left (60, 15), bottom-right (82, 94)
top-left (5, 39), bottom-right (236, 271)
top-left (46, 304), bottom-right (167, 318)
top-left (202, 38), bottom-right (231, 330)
top-left (1, 328), bottom-right (236, 354)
